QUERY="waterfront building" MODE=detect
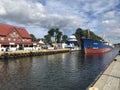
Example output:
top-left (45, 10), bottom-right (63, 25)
top-left (0, 24), bottom-right (42, 51)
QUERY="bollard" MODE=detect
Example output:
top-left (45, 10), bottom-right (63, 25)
top-left (119, 50), bottom-right (120, 55)
top-left (88, 87), bottom-right (98, 90)
top-left (114, 58), bottom-right (117, 61)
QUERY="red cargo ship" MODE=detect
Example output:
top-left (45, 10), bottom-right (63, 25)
top-left (81, 38), bottom-right (113, 54)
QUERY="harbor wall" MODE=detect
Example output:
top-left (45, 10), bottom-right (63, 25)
top-left (0, 49), bottom-right (71, 59)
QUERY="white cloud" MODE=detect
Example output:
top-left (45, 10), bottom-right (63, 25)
top-left (0, 0), bottom-right (86, 29)
top-left (0, 0), bottom-right (46, 23)
top-left (103, 11), bottom-right (116, 19)
top-left (0, 6), bottom-right (6, 15)
top-left (101, 10), bottom-right (120, 43)
top-left (0, 0), bottom-right (119, 43)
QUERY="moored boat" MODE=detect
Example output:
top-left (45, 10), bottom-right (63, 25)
top-left (81, 38), bottom-right (113, 54)
top-left (65, 35), bottom-right (79, 50)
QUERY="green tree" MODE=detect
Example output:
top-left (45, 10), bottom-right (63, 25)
top-left (48, 29), bottom-right (55, 36)
top-left (30, 34), bottom-right (40, 42)
top-left (56, 31), bottom-right (62, 43)
top-left (30, 34), bottom-right (37, 42)
top-left (75, 28), bottom-right (102, 41)
top-left (75, 28), bottom-right (84, 40)
top-left (44, 34), bottom-right (52, 44)
top-left (44, 28), bottom-right (68, 44)
top-left (84, 30), bottom-right (102, 40)
top-left (45, 28), bottom-right (64, 43)
top-left (62, 35), bottom-right (68, 43)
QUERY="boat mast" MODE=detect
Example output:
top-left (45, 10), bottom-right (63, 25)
top-left (87, 22), bottom-right (90, 39)
top-left (88, 29), bottom-right (90, 39)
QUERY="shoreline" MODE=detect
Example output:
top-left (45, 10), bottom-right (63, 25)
top-left (0, 49), bottom-right (80, 59)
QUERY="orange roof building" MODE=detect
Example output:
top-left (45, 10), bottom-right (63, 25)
top-left (0, 24), bottom-right (42, 51)
top-left (0, 23), bottom-right (32, 44)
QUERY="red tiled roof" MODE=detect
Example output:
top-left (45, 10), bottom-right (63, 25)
top-left (0, 24), bottom-right (12, 36)
top-left (15, 27), bottom-right (31, 39)
top-left (0, 24), bottom-right (31, 39)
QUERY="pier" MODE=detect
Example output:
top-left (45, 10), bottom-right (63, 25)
top-left (0, 49), bottom-right (70, 59)
top-left (87, 53), bottom-right (120, 90)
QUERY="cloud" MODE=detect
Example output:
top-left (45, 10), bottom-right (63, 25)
top-left (0, 0), bottom-right (119, 43)
top-left (0, 0), bottom-right (86, 29)
top-left (101, 10), bottom-right (120, 43)
top-left (0, 0), bottom-right (46, 23)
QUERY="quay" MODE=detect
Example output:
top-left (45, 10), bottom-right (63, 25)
top-left (87, 53), bottom-right (120, 90)
top-left (0, 49), bottom-right (71, 59)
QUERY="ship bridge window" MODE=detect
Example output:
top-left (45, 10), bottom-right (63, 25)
top-left (93, 43), bottom-right (98, 45)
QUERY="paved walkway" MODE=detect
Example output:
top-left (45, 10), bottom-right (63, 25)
top-left (88, 55), bottom-right (120, 90)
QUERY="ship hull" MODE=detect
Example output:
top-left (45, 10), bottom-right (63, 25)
top-left (84, 48), bottom-right (112, 54)
top-left (81, 38), bottom-right (113, 54)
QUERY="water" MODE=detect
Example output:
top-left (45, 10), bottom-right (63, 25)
top-left (0, 47), bottom-right (119, 90)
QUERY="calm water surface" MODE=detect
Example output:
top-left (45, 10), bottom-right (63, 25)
top-left (0, 47), bottom-right (119, 90)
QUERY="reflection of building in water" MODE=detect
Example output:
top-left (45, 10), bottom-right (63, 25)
top-left (0, 58), bottom-right (33, 87)
top-left (0, 60), bottom-right (9, 84)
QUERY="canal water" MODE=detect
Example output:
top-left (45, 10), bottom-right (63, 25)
top-left (0, 47), bottom-right (119, 90)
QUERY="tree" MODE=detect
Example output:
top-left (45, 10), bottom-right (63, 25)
top-left (75, 28), bottom-right (84, 40)
top-left (62, 35), bottom-right (68, 43)
top-left (44, 28), bottom-right (67, 44)
top-left (30, 34), bottom-right (37, 42)
top-left (48, 29), bottom-right (55, 36)
top-left (75, 28), bottom-right (102, 41)
top-left (44, 34), bottom-right (52, 44)
top-left (56, 31), bottom-right (62, 43)
top-left (30, 34), bottom-right (40, 42)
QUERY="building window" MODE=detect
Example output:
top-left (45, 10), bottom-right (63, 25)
top-left (8, 38), bottom-right (11, 41)
top-left (27, 39), bottom-right (30, 41)
top-left (13, 39), bottom-right (16, 41)
top-left (25, 39), bottom-right (27, 41)
top-left (13, 32), bottom-right (16, 35)
top-left (1, 37), bottom-right (4, 40)
top-left (18, 39), bottom-right (21, 41)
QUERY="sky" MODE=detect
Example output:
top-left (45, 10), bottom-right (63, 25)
top-left (0, 0), bottom-right (120, 43)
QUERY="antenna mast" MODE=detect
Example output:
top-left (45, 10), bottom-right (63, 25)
top-left (87, 22), bottom-right (90, 39)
